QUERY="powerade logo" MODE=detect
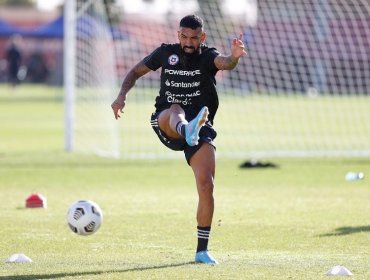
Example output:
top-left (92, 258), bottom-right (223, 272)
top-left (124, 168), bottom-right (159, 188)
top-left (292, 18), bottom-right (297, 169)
top-left (164, 69), bottom-right (201, 76)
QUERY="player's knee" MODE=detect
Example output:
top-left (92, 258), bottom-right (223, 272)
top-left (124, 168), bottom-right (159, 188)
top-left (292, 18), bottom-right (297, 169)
top-left (169, 104), bottom-right (184, 114)
top-left (197, 176), bottom-right (214, 198)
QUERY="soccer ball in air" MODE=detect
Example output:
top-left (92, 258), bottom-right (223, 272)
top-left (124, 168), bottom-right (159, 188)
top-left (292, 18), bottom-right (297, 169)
top-left (67, 200), bottom-right (103, 236)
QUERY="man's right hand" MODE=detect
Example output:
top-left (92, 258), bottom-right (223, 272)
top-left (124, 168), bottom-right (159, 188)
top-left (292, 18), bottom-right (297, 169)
top-left (111, 98), bottom-right (125, 120)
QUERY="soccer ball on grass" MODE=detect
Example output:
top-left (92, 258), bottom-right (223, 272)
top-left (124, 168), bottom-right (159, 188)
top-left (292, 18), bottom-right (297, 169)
top-left (67, 200), bottom-right (103, 236)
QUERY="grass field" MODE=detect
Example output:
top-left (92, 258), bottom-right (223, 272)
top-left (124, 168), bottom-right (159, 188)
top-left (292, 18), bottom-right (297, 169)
top-left (1, 85), bottom-right (370, 279)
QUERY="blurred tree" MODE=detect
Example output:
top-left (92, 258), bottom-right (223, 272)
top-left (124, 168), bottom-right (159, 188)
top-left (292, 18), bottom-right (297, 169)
top-left (58, 0), bottom-right (122, 25)
top-left (0, 0), bottom-right (33, 6)
top-left (103, 0), bottom-right (122, 25)
top-left (197, 0), bottom-right (230, 43)
top-left (197, 0), bottom-right (222, 15)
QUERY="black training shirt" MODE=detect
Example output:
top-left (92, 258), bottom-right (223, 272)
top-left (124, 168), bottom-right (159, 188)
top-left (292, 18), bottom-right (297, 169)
top-left (143, 43), bottom-right (220, 123)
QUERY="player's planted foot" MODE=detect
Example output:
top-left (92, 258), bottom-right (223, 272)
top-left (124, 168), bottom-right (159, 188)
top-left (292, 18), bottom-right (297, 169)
top-left (185, 106), bottom-right (209, 146)
top-left (195, 250), bottom-right (218, 265)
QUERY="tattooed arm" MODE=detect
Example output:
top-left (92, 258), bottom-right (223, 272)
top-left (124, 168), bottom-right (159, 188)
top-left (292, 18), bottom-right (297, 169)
top-left (214, 33), bottom-right (247, 71)
top-left (111, 60), bottom-right (151, 119)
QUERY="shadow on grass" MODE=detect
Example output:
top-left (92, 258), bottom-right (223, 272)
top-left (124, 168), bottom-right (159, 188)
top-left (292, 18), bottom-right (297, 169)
top-left (0, 261), bottom-right (195, 280)
top-left (319, 225), bottom-right (370, 237)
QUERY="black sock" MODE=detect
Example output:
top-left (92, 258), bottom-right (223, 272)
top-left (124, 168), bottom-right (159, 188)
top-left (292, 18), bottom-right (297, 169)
top-left (196, 226), bottom-right (211, 252)
top-left (176, 121), bottom-right (186, 137)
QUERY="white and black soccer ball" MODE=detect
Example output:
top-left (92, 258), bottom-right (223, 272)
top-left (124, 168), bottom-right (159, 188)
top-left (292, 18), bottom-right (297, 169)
top-left (67, 200), bottom-right (103, 236)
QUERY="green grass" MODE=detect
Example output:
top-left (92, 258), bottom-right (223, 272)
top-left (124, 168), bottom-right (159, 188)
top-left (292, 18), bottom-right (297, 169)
top-left (1, 85), bottom-right (370, 279)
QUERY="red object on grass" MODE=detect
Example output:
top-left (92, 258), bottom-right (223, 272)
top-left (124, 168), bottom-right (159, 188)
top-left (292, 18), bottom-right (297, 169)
top-left (25, 193), bottom-right (47, 208)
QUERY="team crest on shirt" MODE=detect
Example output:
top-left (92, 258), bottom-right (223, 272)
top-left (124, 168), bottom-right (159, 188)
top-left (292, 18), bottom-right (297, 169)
top-left (168, 54), bottom-right (179, 65)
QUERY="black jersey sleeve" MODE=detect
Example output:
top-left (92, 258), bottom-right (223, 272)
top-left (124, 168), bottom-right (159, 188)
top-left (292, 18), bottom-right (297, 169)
top-left (143, 45), bottom-right (163, 71)
top-left (203, 47), bottom-right (220, 74)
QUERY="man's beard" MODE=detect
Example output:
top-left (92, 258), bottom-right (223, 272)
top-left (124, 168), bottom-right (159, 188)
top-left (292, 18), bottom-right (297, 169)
top-left (180, 46), bottom-right (201, 68)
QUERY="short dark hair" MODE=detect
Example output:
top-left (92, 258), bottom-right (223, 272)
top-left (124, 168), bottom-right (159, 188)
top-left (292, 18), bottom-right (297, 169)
top-left (179, 15), bottom-right (203, 30)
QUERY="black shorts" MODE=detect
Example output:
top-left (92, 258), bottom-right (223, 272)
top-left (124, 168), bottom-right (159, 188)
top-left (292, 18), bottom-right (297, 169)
top-left (150, 111), bottom-right (217, 164)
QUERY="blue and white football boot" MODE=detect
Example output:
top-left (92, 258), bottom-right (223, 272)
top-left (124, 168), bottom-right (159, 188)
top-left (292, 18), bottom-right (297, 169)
top-left (185, 106), bottom-right (209, 146)
top-left (194, 250), bottom-right (218, 265)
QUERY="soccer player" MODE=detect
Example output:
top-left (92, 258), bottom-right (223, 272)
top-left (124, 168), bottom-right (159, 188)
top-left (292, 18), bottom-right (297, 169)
top-left (111, 14), bottom-right (246, 265)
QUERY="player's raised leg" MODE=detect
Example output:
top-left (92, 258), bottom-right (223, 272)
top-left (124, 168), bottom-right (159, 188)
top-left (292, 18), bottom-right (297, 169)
top-left (157, 104), bottom-right (188, 140)
top-left (190, 142), bottom-right (218, 265)
top-left (158, 105), bottom-right (208, 146)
